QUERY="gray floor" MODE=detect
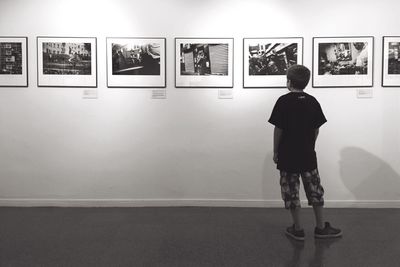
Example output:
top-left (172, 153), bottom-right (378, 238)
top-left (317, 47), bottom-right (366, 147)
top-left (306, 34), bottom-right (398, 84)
top-left (0, 207), bottom-right (399, 267)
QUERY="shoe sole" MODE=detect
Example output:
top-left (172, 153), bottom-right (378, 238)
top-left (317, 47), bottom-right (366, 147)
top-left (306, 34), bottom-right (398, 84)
top-left (285, 231), bottom-right (305, 241)
top-left (315, 232), bottom-right (343, 239)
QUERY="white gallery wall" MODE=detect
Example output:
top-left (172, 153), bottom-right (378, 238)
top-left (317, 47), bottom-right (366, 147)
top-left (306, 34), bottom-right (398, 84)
top-left (0, 0), bottom-right (399, 207)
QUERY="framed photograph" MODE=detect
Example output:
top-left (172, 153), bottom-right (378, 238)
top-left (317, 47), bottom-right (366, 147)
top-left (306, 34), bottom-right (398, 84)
top-left (175, 38), bottom-right (234, 88)
top-left (0, 37), bottom-right (28, 87)
top-left (37, 37), bottom-right (97, 87)
top-left (382, 36), bottom-right (400, 87)
top-left (243, 37), bottom-right (303, 88)
top-left (106, 37), bottom-right (166, 88)
top-left (313, 36), bottom-right (374, 88)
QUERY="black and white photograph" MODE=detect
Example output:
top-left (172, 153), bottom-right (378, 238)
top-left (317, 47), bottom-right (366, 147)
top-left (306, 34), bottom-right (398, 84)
top-left (4, 1), bottom-right (400, 267)
top-left (388, 42), bottom-right (400, 74)
top-left (318, 43), bottom-right (368, 75)
top-left (107, 38), bottom-right (166, 88)
top-left (42, 42), bottom-right (92, 75)
top-left (37, 37), bottom-right (97, 87)
top-left (0, 37), bottom-right (28, 87)
top-left (175, 38), bottom-right (233, 88)
top-left (0, 43), bottom-right (22, 75)
top-left (382, 36), bottom-right (400, 87)
top-left (243, 38), bottom-right (303, 88)
top-left (180, 43), bottom-right (228, 76)
top-left (313, 37), bottom-right (373, 87)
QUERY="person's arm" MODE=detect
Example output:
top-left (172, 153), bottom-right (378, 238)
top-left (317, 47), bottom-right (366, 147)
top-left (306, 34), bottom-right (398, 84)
top-left (315, 128), bottom-right (319, 142)
top-left (273, 126), bottom-right (283, 164)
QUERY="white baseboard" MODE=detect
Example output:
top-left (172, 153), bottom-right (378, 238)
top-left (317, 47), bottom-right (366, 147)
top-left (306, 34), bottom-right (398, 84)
top-left (0, 198), bottom-right (399, 208)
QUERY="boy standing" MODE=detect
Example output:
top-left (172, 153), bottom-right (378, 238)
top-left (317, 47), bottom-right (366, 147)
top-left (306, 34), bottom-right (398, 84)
top-left (268, 65), bottom-right (342, 241)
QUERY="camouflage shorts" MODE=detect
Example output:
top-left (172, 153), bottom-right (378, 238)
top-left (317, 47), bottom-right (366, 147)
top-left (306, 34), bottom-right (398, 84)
top-left (280, 169), bottom-right (324, 209)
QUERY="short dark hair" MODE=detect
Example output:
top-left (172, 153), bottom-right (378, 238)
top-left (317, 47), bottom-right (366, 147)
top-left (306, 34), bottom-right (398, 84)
top-left (287, 65), bottom-right (310, 90)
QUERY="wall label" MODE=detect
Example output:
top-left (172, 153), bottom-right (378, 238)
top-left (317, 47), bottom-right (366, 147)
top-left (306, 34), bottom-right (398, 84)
top-left (82, 89), bottom-right (98, 99)
top-left (356, 89), bottom-right (373, 98)
top-left (218, 89), bottom-right (233, 99)
top-left (152, 89), bottom-right (167, 99)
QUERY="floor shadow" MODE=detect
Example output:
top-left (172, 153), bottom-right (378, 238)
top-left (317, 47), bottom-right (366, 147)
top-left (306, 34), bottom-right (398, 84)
top-left (340, 147), bottom-right (400, 200)
top-left (308, 238), bottom-right (342, 267)
top-left (284, 236), bottom-right (305, 267)
top-left (283, 236), bottom-right (342, 267)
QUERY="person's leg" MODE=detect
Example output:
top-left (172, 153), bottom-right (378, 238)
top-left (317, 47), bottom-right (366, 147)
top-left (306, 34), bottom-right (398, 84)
top-left (281, 171), bottom-right (305, 240)
top-left (313, 205), bottom-right (324, 230)
top-left (290, 207), bottom-right (302, 230)
top-left (302, 169), bottom-right (342, 238)
top-left (280, 171), bottom-right (302, 229)
top-left (300, 169), bottom-right (325, 229)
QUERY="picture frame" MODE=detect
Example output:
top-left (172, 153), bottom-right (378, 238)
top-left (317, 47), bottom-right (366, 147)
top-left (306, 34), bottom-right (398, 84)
top-left (382, 36), bottom-right (400, 87)
top-left (106, 37), bottom-right (166, 88)
top-left (175, 38), bottom-right (234, 88)
top-left (37, 37), bottom-right (97, 87)
top-left (312, 36), bottom-right (374, 88)
top-left (243, 37), bottom-right (303, 88)
top-left (0, 37), bottom-right (28, 87)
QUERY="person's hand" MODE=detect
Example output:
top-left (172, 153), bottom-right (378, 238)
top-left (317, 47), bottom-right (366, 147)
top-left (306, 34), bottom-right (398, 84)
top-left (273, 153), bottom-right (278, 164)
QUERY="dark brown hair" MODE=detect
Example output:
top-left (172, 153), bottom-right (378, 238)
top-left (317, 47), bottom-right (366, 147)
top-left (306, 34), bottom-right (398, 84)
top-left (287, 65), bottom-right (310, 90)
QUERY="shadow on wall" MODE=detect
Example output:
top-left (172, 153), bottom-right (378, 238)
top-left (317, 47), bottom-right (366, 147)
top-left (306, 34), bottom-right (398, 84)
top-left (340, 147), bottom-right (400, 200)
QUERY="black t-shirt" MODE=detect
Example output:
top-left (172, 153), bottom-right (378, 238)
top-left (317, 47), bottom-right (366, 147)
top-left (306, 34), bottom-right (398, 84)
top-left (268, 92), bottom-right (327, 172)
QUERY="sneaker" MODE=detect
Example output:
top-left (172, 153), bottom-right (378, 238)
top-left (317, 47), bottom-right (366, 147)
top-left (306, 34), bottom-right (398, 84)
top-left (314, 222), bottom-right (342, 239)
top-left (285, 224), bottom-right (305, 241)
